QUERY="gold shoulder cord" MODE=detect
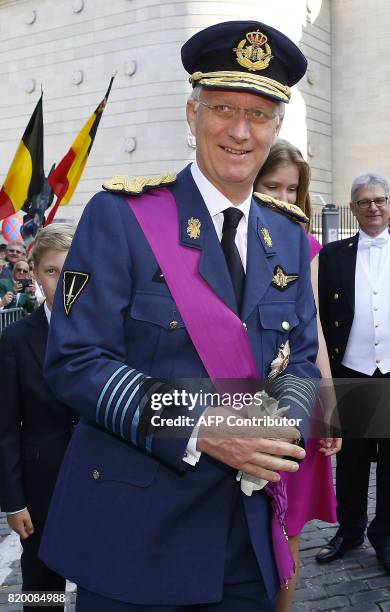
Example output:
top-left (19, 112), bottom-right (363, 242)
top-left (103, 173), bottom-right (177, 195)
top-left (253, 192), bottom-right (308, 224)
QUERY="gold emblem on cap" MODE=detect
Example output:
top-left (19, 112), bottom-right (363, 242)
top-left (187, 217), bottom-right (201, 239)
top-left (260, 227), bottom-right (272, 247)
top-left (272, 266), bottom-right (299, 290)
top-left (234, 31), bottom-right (273, 72)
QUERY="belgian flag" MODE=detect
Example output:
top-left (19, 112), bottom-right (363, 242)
top-left (0, 94), bottom-right (45, 221)
top-left (46, 76), bottom-right (114, 224)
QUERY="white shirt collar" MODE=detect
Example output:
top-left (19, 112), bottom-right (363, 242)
top-left (359, 228), bottom-right (390, 242)
top-left (44, 301), bottom-right (51, 324)
top-left (190, 161), bottom-right (252, 220)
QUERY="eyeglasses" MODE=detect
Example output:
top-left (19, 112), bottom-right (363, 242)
top-left (197, 100), bottom-right (278, 124)
top-left (15, 268), bottom-right (29, 274)
top-left (353, 197), bottom-right (389, 209)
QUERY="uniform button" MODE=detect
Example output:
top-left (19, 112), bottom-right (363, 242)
top-left (376, 359), bottom-right (381, 364)
top-left (373, 290), bottom-right (378, 295)
top-left (282, 321), bottom-right (290, 331)
top-left (375, 342), bottom-right (379, 346)
top-left (375, 324), bottom-right (379, 328)
top-left (333, 293), bottom-right (339, 300)
top-left (374, 307), bottom-right (378, 312)
top-left (169, 320), bottom-right (180, 330)
top-left (335, 347), bottom-right (339, 354)
top-left (334, 321), bottom-right (339, 327)
top-left (92, 469), bottom-right (100, 480)
top-left (242, 322), bottom-right (248, 332)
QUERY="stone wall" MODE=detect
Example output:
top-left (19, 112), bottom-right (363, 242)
top-left (0, 0), bottom-right (332, 221)
top-left (332, 0), bottom-right (390, 207)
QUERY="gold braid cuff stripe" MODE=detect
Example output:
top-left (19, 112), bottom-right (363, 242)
top-left (190, 71), bottom-right (291, 101)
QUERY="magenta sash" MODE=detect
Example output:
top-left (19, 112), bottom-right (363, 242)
top-left (126, 188), bottom-right (294, 588)
top-left (127, 188), bottom-right (258, 379)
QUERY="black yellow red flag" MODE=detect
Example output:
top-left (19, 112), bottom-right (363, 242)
top-left (47, 76), bottom-right (114, 224)
top-left (0, 94), bottom-right (45, 221)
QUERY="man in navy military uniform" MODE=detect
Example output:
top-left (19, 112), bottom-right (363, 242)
top-left (40, 21), bottom-right (319, 611)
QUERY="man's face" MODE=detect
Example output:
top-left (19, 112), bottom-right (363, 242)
top-left (350, 184), bottom-right (390, 237)
top-left (33, 249), bottom-right (68, 311)
top-left (13, 261), bottom-right (31, 282)
top-left (6, 243), bottom-right (26, 265)
top-left (186, 89), bottom-right (282, 202)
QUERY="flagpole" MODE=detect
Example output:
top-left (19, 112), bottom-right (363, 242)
top-left (46, 76), bottom-right (115, 225)
top-left (45, 190), bottom-right (64, 225)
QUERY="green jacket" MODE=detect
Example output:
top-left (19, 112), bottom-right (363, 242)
top-left (0, 279), bottom-right (38, 313)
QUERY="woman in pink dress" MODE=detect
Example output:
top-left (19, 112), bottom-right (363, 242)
top-left (255, 139), bottom-right (341, 612)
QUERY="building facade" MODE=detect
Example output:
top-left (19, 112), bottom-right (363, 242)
top-left (0, 0), bottom-right (380, 223)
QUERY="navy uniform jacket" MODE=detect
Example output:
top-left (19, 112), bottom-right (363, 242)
top-left (0, 306), bottom-right (74, 518)
top-left (40, 165), bottom-right (319, 605)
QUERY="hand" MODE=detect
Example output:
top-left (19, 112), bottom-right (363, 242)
top-left (196, 407), bottom-right (305, 482)
top-left (318, 437), bottom-right (342, 456)
top-left (26, 283), bottom-right (36, 296)
top-left (7, 509), bottom-right (34, 540)
top-left (0, 291), bottom-right (14, 307)
top-left (13, 282), bottom-right (23, 294)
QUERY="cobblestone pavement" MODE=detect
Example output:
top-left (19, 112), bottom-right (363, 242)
top-left (1, 465), bottom-right (389, 611)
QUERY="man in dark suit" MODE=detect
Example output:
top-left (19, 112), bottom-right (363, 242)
top-left (40, 21), bottom-right (319, 612)
top-left (317, 173), bottom-right (390, 573)
top-left (0, 224), bottom-right (75, 610)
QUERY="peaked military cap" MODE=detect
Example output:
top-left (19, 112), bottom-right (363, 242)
top-left (181, 20), bottom-right (307, 103)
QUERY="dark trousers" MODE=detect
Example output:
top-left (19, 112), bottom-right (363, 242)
top-left (21, 522), bottom-right (66, 612)
top-left (334, 366), bottom-right (390, 549)
top-left (76, 582), bottom-right (279, 612)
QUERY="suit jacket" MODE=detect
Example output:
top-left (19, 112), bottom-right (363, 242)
top-left (318, 233), bottom-right (359, 373)
top-left (0, 305), bottom-right (74, 521)
top-left (40, 165), bottom-right (319, 605)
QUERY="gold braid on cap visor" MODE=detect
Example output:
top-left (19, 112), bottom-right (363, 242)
top-left (189, 71), bottom-right (291, 102)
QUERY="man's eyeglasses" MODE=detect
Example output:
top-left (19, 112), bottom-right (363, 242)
top-left (15, 268), bottom-right (29, 274)
top-left (353, 197), bottom-right (389, 209)
top-left (197, 100), bottom-right (278, 124)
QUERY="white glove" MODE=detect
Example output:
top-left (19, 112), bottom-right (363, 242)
top-left (236, 391), bottom-right (289, 496)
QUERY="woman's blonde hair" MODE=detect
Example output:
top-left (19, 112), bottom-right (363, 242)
top-left (31, 223), bottom-right (75, 267)
top-left (255, 138), bottom-right (312, 221)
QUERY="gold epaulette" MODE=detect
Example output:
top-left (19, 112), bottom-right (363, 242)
top-left (103, 173), bottom-right (177, 195)
top-left (253, 192), bottom-right (309, 224)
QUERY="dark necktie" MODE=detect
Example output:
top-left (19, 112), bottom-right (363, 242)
top-left (221, 207), bottom-right (245, 313)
